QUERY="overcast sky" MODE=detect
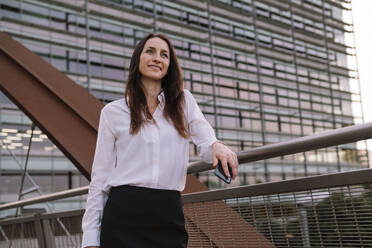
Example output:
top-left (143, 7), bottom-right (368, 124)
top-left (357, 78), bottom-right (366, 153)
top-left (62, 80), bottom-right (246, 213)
top-left (352, 1), bottom-right (372, 149)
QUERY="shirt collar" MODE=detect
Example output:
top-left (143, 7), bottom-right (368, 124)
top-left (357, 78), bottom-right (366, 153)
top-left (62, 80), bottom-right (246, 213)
top-left (157, 90), bottom-right (165, 103)
top-left (123, 90), bottom-right (164, 113)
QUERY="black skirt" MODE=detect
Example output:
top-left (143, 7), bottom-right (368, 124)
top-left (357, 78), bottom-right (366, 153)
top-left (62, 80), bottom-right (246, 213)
top-left (100, 185), bottom-right (188, 248)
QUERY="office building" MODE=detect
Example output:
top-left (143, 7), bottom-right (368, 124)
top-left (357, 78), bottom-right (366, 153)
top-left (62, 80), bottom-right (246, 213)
top-left (0, 0), bottom-right (367, 209)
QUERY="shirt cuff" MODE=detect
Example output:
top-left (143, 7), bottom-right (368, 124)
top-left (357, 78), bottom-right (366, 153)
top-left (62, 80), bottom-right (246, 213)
top-left (82, 229), bottom-right (100, 248)
top-left (199, 137), bottom-right (218, 163)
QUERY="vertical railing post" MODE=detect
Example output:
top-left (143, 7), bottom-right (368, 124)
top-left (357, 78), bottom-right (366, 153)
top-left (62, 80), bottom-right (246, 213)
top-left (42, 219), bottom-right (56, 248)
top-left (34, 213), bottom-right (45, 248)
top-left (299, 205), bottom-right (311, 248)
top-left (33, 214), bottom-right (57, 248)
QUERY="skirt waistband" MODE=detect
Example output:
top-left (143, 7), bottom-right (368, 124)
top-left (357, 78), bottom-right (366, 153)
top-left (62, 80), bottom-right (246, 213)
top-left (110, 184), bottom-right (180, 196)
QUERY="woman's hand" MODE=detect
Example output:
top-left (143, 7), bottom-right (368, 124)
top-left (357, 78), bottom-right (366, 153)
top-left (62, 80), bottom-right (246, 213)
top-left (212, 142), bottom-right (239, 179)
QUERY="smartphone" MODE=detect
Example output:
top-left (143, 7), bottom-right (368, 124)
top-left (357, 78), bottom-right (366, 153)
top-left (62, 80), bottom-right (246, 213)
top-left (214, 161), bottom-right (232, 184)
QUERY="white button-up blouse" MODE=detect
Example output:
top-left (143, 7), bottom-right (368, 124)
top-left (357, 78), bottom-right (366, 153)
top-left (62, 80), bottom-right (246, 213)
top-left (81, 89), bottom-right (217, 247)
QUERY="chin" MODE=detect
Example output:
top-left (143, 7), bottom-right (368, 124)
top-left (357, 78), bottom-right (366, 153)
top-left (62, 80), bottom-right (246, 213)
top-left (144, 73), bottom-right (165, 81)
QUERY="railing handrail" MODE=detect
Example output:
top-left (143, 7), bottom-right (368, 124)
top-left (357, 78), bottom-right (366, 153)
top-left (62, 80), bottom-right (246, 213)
top-left (188, 121), bottom-right (372, 173)
top-left (0, 209), bottom-right (84, 225)
top-left (0, 186), bottom-right (89, 211)
top-left (182, 168), bottom-right (372, 204)
top-left (3, 167), bottom-right (372, 223)
top-left (1, 122), bottom-right (372, 211)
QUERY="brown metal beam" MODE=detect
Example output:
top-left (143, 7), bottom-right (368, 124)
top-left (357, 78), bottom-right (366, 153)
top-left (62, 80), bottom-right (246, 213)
top-left (0, 31), bottom-right (102, 179)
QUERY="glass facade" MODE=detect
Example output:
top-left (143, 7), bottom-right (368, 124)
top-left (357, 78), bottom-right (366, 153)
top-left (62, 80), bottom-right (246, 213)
top-left (0, 0), bottom-right (368, 207)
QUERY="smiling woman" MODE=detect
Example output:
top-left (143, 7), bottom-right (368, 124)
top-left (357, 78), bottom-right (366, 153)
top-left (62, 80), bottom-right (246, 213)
top-left (139, 38), bottom-right (170, 82)
top-left (138, 37), bottom-right (171, 114)
top-left (81, 33), bottom-right (239, 248)
top-left (124, 34), bottom-right (189, 138)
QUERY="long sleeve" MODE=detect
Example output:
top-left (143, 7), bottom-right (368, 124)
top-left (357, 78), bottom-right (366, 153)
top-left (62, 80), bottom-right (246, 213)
top-left (185, 89), bottom-right (218, 162)
top-left (81, 107), bottom-right (116, 248)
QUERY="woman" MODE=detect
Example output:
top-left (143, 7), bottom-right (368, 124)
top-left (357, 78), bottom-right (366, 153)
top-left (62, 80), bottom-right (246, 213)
top-left (81, 33), bottom-right (239, 248)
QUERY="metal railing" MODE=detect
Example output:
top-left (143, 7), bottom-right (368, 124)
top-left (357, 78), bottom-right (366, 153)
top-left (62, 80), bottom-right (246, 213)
top-left (0, 209), bottom-right (83, 248)
top-left (183, 168), bottom-right (372, 247)
top-left (2, 169), bottom-right (372, 247)
top-left (2, 121), bottom-right (372, 212)
top-left (188, 121), bottom-right (372, 173)
top-left (1, 122), bottom-right (372, 247)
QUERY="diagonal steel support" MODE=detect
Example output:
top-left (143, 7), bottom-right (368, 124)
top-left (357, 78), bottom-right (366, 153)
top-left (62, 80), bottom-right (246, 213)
top-left (0, 225), bottom-right (10, 245)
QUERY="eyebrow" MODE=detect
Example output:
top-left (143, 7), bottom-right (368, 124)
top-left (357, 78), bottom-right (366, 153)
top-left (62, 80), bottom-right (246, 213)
top-left (146, 46), bottom-right (169, 53)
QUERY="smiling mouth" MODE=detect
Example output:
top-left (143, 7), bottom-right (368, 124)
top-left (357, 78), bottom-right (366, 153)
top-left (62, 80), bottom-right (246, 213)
top-left (148, 65), bottom-right (162, 71)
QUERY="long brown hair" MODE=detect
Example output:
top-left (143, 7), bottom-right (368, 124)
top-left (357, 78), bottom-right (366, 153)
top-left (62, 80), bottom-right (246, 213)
top-left (124, 33), bottom-right (189, 138)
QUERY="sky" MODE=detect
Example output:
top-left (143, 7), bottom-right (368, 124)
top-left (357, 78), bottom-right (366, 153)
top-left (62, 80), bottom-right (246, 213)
top-left (352, 1), bottom-right (372, 149)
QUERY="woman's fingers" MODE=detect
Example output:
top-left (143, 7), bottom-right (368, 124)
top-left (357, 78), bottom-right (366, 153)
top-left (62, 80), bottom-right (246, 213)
top-left (219, 157), bottom-right (231, 178)
top-left (212, 142), bottom-right (239, 180)
top-left (228, 154), bottom-right (238, 179)
top-left (212, 154), bottom-right (218, 168)
top-left (233, 153), bottom-right (239, 179)
top-left (233, 153), bottom-right (239, 167)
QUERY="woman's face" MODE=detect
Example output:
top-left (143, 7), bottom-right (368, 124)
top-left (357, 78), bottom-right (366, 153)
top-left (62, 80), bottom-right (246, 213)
top-left (139, 37), bottom-right (170, 82)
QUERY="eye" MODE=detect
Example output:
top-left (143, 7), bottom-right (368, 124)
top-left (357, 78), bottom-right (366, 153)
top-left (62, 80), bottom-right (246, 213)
top-left (145, 49), bottom-right (153, 54)
top-left (161, 52), bottom-right (169, 58)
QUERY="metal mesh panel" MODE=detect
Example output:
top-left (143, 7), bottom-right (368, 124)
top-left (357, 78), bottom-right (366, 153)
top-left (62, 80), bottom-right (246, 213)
top-left (1, 181), bottom-right (372, 247)
top-left (49, 215), bottom-right (82, 248)
top-left (184, 183), bottom-right (372, 247)
top-left (0, 214), bottom-right (84, 248)
top-left (0, 221), bottom-right (38, 248)
top-left (183, 200), bottom-right (274, 247)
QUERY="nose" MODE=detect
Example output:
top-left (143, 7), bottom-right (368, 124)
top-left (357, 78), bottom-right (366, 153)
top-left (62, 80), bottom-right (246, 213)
top-left (152, 53), bottom-right (161, 63)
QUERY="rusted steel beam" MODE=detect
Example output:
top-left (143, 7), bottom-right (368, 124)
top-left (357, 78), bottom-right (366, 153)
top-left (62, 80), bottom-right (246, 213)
top-left (0, 32), bottom-right (102, 179)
